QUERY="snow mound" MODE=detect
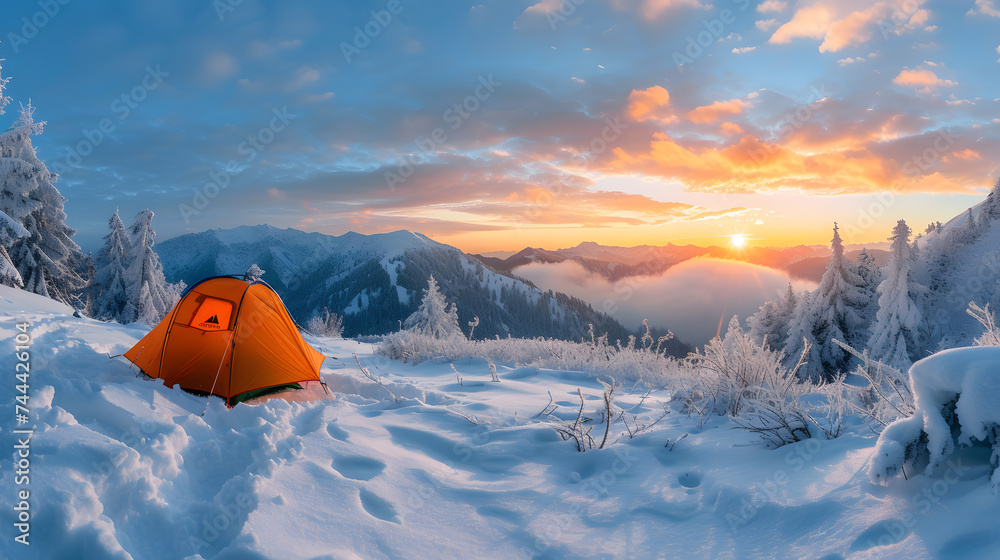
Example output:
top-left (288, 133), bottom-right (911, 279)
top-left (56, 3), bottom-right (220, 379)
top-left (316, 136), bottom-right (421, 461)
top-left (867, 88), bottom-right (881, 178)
top-left (870, 346), bottom-right (1000, 486)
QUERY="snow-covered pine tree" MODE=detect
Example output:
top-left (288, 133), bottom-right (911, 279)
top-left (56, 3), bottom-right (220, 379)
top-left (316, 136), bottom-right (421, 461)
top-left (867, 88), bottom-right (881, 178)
top-left (782, 289), bottom-right (821, 378)
top-left (0, 210), bottom-right (29, 288)
top-left (855, 248), bottom-right (879, 324)
top-left (0, 102), bottom-right (89, 303)
top-left (0, 57), bottom-right (7, 116)
top-left (804, 223), bottom-right (869, 379)
top-left (981, 177), bottom-right (1000, 221)
top-left (244, 263), bottom-right (264, 281)
top-left (0, 59), bottom-right (23, 288)
top-left (868, 219), bottom-right (925, 371)
top-left (87, 209), bottom-right (132, 321)
top-left (956, 208), bottom-right (978, 245)
top-left (403, 274), bottom-right (462, 339)
top-left (124, 209), bottom-right (180, 324)
top-left (749, 284), bottom-right (796, 350)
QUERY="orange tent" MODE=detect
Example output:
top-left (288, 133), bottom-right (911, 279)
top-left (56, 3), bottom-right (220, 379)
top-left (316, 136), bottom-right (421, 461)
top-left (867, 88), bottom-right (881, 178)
top-left (124, 276), bottom-right (326, 406)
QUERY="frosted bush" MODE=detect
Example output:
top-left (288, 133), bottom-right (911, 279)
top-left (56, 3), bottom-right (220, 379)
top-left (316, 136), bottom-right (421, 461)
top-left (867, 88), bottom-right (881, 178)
top-left (968, 301), bottom-right (1000, 347)
top-left (870, 347), bottom-right (1000, 488)
top-left (376, 322), bottom-right (686, 389)
top-left (308, 307), bottom-right (344, 337)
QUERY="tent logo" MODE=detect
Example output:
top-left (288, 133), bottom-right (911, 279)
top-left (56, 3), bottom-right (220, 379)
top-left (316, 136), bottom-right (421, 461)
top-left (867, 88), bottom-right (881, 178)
top-left (199, 314), bottom-right (222, 330)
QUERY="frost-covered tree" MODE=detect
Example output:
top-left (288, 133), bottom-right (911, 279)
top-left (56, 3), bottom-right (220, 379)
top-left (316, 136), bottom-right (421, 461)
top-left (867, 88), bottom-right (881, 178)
top-left (0, 102), bottom-right (89, 303)
top-left (87, 209), bottom-right (131, 321)
top-left (783, 290), bottom-right (821, 378)
top-left (749, 284), bottom-right (796, 350)
top-left (403, 274), bottom-right (462, 339)
top-left (981, 178), bottom-right (1000, 222)
top-left (0, 59), bottom-right (24, 288)
top-left (124, 209), bottom-right (180, 324)
top-left (868, 219), bottom-right (925, 371)
top-left (0, 57), bottom-right (8, 117)
top-left (796, 223), bottom-right (869, 379)
top-left (244, 263), bottom-right (264, 281)
top-left (855, 248), bottom-right (880, 324)
top-left (954, 207), bottom-right (979, 245)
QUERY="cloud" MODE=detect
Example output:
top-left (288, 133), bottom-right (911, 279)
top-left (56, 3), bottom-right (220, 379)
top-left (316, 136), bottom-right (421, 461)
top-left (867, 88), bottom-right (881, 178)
top-left (756, 18), bottom-right (780, 31)
top-left (524, 0), bottom-right (703, 20)
top-left (626, 85), bottom-right (676, 123)
top-left (632, 0), bottom-right (705, 19)
top-left (836, 56), bottom-right (865, 66)
top-left (769, 1), bottom-right (930, 52)
top-left (948, 149), bottom-right (982, 161)
top-left (286, 65), bottom-right (320, 91)
top-left (756, 0), bottom-right (788, 13)
top-left (524, 0), bottom-right (562, 13)
top-left (199, 52), bottom-right (239, 85)
top-left (515, 257), bottom-right (815, 345)
top-left (686, 98), bottom-right (752, 123)
top-left (892, 68), bottom-right (957, 93)
top-left (769, 3), bottom-right (834, 44)
top-left (731, 46), bottom-right (758, 54)
top-left (968, 0), bottom-right (1000, 17)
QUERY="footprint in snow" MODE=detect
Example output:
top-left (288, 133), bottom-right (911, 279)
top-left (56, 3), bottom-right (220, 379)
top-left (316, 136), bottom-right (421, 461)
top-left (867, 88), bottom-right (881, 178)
top-left (678, 471), bottom-right (702, 488)
top-left (358, 489), bottom-right (400, 524)
top-left (850, 519), bottom-right (911, 552)
top-left (331, 455), bottom-right (386, 481)
top-left (326, 420), bottom-right (350, 441)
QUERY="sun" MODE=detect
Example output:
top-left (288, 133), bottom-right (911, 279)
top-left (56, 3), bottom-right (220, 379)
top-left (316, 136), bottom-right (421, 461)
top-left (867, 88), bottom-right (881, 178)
top-left (730, 234), bottom-right (747, 249)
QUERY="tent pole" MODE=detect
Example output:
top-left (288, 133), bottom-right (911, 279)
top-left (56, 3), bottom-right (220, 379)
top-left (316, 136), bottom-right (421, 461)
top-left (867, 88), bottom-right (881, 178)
top-left (202, 330), bottom-right (237, 416)
top-left (320, 380), bottom-right (334, 402)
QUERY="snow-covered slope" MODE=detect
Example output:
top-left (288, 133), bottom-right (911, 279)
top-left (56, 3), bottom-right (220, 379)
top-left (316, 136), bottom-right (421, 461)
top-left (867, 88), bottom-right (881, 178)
top-left (157, 226), bottom-right (633, 344)
top-left (5, 286), bottom-right (1000, 559)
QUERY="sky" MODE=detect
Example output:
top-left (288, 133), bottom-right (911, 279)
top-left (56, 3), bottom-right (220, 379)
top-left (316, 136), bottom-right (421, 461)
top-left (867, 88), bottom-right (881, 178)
top-left (2, 0), bottom-right (998, 253)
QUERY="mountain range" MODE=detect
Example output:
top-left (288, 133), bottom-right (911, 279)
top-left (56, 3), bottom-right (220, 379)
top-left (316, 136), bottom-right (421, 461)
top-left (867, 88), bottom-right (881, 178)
top-left (157, 225), bottom-right (691, 356)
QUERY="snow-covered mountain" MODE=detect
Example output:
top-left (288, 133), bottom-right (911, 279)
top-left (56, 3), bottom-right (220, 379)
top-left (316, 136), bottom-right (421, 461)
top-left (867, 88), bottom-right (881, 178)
top-left (157, 225), bottom-right (651, 346)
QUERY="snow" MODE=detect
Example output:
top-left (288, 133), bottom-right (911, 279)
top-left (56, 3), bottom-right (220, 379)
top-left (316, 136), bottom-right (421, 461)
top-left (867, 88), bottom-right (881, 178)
top-left (6, 286), bottom-right (1000, 559)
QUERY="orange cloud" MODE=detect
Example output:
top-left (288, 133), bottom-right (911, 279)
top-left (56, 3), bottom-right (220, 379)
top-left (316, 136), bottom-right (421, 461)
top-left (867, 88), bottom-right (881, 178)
top-left (720, 121), bottom-right (744, 135)
top-left (686, 98), bottom-right (752, 124)
top-left (892, 68), bottom-right (957, 93)
top-left (769, 3), bottom-right (834, 44)
top-left (608, 131), bottom-right (913, 195)
top-left (770, 1), bottom-right (930, 52)
top-left (949, 149), bottom-right (982, 161)
top-left (626, 85), bottom-right (676, 123)
top-left (819, 6), bottom-right (879, 52)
